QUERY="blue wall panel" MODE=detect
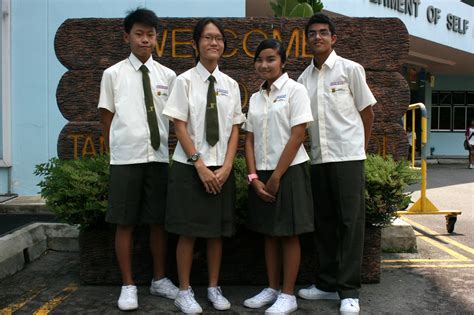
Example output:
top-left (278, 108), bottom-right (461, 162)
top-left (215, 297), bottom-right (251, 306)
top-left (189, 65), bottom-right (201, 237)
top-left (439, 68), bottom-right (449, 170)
top-left (46, 0), bottom-right (148, 165)
top-left (10, 0), bottom-right (245, 195)
top-left (11, 0), bottom-right (49, 194)
top-left (149, 0), bottom-right (245, 17)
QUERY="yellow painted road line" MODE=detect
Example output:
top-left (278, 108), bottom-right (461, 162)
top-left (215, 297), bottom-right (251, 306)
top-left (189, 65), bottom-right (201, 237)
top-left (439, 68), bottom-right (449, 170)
top-left (32, 283), bottom-right (78, 315)
top-left (416, 235), bottom-right (470, 261)
top-left (402, 216), bottom-right (474, 255)
top-left (383, 258), bottom-right (467, 263)
top-left (384, 264), bottom-right (474, 268)
top-left (382, 232), bottom-right (470, 264)
top-left (0, 288), bottom-right (44, 315)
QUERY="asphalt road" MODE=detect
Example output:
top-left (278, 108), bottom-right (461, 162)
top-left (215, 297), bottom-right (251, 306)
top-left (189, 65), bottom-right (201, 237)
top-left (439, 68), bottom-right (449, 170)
top-left (406, 164), bottom-right (473, 248)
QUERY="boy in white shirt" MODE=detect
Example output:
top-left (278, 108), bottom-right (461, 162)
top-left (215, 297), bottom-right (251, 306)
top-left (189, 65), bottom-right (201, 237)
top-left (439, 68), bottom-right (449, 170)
top-left (297, 13), bottom-right (376, 315)
top-left (98, 8), bottom-right (178, 311)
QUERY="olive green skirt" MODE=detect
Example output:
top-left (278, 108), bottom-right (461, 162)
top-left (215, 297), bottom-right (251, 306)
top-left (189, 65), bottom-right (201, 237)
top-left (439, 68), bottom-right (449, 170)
top-left (246, 162), bottom-right (314, 236)
top-left (165, 162), bottom-right (236, 238)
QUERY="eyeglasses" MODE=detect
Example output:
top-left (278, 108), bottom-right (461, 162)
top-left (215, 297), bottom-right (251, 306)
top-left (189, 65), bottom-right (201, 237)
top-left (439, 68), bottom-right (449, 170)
top-left (307, 29), bottom-right (331, 38)
top-left (202, 35), bottom-right (224, 43)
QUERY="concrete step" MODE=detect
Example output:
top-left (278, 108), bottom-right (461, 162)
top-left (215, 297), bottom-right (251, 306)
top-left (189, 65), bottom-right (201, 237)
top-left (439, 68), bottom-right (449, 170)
top-left (0, 223), bottom-right (79, 280)
top-left (381, 218), bottom-right (417, 253)
top-left (0, 195), bottom-right (50, 214)
top-left (0, 213), bottom-right (58, 237)
top-left (416, 157), bottom-right (469, 165)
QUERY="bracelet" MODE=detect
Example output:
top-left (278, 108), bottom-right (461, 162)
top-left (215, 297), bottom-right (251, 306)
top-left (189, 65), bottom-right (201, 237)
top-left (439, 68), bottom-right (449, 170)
top-left (247, 173), bottom-right (258, 184)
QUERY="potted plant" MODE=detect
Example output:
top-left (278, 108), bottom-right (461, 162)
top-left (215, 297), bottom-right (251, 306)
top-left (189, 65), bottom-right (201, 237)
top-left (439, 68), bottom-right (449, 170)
top-left (365, 154), bottom-right (420, 227)
top-left (34, 155), bottom-right (109, 231)
top-left (35, 153), bottom-right (419, 284)
top-left (361, 154), bottom-right (420, 282)
top-left (191, 154), bottom-right (420, 284)
top-left (34, 155), bottom-right (134, 284)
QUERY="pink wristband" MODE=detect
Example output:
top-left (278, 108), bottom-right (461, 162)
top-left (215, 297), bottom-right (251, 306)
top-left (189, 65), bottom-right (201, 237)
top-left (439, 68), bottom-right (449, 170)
top-left (247, 173), bottom-right (259, 184)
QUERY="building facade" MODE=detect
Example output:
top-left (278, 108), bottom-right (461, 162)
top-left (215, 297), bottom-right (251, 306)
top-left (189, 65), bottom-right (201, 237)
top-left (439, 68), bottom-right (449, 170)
top-left (0, 0), bottom-right (245, 195)
top-left (323, 0), bottom-right (474, 158)
top-left (1, 0), bottom-right (472, 196)
top-left (248, 0), bottom-right (474, 158)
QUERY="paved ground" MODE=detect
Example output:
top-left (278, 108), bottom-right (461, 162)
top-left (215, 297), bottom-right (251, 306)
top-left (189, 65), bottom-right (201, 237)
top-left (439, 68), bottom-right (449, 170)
top-left (0, 249), bottom-right (473, 314)
top-left (0, 164), bottom-right (473, 314)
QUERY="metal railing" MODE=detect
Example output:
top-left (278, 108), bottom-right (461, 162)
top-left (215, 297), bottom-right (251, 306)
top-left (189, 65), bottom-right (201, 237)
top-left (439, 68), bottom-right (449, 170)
top-left (399, 103), bottom-right (461, 233)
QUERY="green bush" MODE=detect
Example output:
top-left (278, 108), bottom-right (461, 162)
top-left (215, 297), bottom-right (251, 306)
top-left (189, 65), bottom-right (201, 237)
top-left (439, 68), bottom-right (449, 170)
top-left (35, 153), bottom-right (419, 230)
top-left (35, 155), bottom-right (249, 230)
top-left (233, 155), bottom-right (248, 225)
top-left (34, 155), bottom-right (109, 230)
top-left (365, 154), bottom-right (421, 226)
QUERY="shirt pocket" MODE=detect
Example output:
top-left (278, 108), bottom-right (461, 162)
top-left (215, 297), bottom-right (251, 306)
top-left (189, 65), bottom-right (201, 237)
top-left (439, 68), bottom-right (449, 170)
top-left (217, 92), bottom-right (234, 130)
top-left (153, 86), bottom-right (170, 112)
top-left (329, 83), bottom-right (354, 115)
top-left (270, 98), bottom-right (290, 125)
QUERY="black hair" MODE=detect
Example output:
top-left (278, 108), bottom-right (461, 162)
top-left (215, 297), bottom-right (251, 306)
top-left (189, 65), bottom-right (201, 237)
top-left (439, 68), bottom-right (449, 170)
top-left (124, 8), bottom-right (159, 34)
top-left (253, 38), bottom-right (287, 65)
top-left (305, 13), bottom-right (336, 36)
top-left (192, 18), bottom-right (227, 62)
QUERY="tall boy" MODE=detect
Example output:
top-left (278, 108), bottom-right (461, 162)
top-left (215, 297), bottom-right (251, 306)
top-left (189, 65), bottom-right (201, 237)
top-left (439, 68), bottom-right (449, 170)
top-left (297, 13), bottom-right (376, 315)
top-left (98, 8), bottom-right (178, 311)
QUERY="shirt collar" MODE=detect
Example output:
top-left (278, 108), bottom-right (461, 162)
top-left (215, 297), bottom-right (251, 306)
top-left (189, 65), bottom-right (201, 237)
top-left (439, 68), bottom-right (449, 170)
top-left (196, 61), bottom-right (222, 82)
top-left (259, 72), bottom-right (289, 93)
top-left (128, 53), bottom-right (154, 71)
top-left (311, 50), bottom-right (337, 70)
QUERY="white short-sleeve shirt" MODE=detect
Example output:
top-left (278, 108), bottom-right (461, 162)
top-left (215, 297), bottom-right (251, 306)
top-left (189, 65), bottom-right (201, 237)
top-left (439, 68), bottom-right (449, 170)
top-left (98, 53), bottom-right (176, 165)
top-left (244, 73), bottom-right (313, 170)
top-left (468, 128), bottom-right (474, 145)
top-left (298, 50), bottom-right (376, 164)
top-left (163, 62), bottom-right (246, 166)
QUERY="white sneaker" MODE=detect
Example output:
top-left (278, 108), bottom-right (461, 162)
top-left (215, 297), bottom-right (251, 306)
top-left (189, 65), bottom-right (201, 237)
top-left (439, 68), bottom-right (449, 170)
top-left (117, 285), bottom-right (138, 311)
top-left (298, 284), bottom-right (339, 300)
top-left (150, 277), bottom-right (179, 299)
top-left (207, 286), bottom-right (231, 310)
top-left (244, 287), bottom-right (279, 308)
top-left (265, 293), bottom-right (297, 314)
top-left (469, 164), bottom-right (473, 169)
top-left (174, 286), bottom-right (203, 314)
top-left (340, 298), bottom-right (360, 315)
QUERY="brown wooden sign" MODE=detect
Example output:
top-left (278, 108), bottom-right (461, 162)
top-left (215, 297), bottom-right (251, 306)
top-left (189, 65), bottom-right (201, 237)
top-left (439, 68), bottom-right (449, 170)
top-left (55, 17), bottom-right (410, 160)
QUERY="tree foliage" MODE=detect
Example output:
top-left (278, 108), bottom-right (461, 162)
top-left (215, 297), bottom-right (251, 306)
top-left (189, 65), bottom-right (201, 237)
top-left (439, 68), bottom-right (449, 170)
top-left (269, 0), bottom-right (324, 17)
